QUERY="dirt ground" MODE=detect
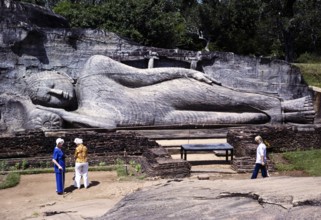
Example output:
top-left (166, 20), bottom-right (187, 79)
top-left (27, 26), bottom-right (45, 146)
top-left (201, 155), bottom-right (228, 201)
top-left (0, 171), bottom-right (166, 220)
top-left (0, 153), bottom-right (305, 220)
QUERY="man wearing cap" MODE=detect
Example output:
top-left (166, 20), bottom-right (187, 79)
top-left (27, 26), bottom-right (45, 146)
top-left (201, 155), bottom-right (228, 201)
top-left (52, 138), bottom-right (65, 195)
top-left (74, 138), bottom-right (89, 189)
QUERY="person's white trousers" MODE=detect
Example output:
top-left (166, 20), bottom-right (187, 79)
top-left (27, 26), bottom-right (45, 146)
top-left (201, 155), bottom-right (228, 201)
top-left (74, 162), bottom-right (89, 188)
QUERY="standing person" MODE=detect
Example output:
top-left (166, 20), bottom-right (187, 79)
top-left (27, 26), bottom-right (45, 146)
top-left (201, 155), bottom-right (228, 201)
top-left (52, 138), bottom-right (65, 195)
top-left (74, 138), bottom-right (89, 189)
top-left (251, 135), bottom-right (268, 179)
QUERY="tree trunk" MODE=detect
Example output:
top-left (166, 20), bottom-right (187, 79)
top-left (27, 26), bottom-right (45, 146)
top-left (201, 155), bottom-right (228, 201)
top-left (283, 29), bottom-right (294, 62)
top-left (281, 0), bottom-right (297, 62)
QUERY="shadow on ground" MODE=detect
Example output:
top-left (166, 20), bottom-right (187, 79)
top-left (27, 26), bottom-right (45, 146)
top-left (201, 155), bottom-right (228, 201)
top-left (64, 181), bottom-right (100, 193)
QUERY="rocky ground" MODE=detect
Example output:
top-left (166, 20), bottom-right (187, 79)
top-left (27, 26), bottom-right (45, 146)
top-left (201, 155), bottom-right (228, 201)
top-left (0, 153), bottom-right (316, 220)
top-left (98, 175), bottom-right (321, 220)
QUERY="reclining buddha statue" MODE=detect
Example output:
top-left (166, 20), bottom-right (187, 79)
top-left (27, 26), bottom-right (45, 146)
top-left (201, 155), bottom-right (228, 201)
top-left (23, 55), bottom-right (314, 129)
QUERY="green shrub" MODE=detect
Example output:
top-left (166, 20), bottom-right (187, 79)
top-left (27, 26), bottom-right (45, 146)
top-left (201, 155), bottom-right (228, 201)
top-left (0, 172), bottom-right (20, 190)
top-left (21, 160), bottom-right (28, 170)
top-left (0, 161), bottom-right (8, 171)
top-left (294, 63), bottom-right (321, 87)
top-left (99, 161), bottom-right (106, 167)
top-left (14, 162), bottom-right (20, 170)
top-left (296, 52), bottom-right (321, 63)
top-left (129, 160), bottom-right (142, 173)
top-left (115, 159), bottom-right (128, 177)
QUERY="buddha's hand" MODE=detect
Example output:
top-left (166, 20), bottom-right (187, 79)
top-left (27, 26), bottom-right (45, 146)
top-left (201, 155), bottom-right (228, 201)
top-left (188, 71), bottom-right (221, 85)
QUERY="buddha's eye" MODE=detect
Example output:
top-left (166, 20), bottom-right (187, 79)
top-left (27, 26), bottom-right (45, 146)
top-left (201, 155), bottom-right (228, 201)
top-left (39, 92), bottom-right (51, 102)
top-left (44, 94), bottom-right (51, 102)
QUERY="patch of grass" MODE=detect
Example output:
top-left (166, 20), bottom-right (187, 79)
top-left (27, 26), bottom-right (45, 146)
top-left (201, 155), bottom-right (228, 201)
top-left (115, 159), bottom-right (128, 177)
top-left (12, 165), bottom-right (114, 175)
top-left (0, 165), bottom-right (115, 190)
top-left (272, 149), bottom-right (321, 176)
top-left (294, 63), bottom-right (321, 87)
top-left (114, 159), bottom-right (144, 179)
top-left (273, 163), bottom-right (296, 172)
top-left (0, 172), bottom-right (20, 189)
top-left (18, 168), bottom-right (57, 175)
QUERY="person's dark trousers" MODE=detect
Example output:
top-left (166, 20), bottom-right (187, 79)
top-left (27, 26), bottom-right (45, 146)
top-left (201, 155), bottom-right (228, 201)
top-left (251, 163), bottom-right (267, 179)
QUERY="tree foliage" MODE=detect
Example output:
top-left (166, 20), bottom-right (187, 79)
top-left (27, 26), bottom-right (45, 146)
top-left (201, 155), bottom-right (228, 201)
top-left (18, 0), bottom-right (321, 61)
top-left (54, 0), bottom-right (187, 48)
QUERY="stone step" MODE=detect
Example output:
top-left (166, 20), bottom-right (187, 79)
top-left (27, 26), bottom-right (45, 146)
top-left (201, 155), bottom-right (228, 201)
top-left (172, 153), bottom-right (235, 175)
top-left (191, 167), bottom-right (237, 174)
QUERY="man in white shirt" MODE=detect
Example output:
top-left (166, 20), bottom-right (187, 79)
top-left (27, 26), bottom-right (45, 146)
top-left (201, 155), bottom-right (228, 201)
top-left (251, 135), bottom-right (268, 179)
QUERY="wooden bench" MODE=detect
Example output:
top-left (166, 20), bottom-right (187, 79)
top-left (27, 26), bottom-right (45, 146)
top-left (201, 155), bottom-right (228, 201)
top-left (180, 143), bottom-right (234, 161)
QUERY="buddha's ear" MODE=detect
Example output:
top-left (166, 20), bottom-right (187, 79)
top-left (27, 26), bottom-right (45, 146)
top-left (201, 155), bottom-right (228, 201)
top-left (45, 80), bottom-right (55, 88)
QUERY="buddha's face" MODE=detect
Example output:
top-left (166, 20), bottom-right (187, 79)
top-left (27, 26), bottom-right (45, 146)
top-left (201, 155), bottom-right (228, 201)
top-left (26, 71), bottom-right (76, 108)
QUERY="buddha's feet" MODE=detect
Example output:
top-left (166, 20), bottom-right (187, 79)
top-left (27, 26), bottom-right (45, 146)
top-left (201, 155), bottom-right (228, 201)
top-left (282, 96), bottom-right (315, 124)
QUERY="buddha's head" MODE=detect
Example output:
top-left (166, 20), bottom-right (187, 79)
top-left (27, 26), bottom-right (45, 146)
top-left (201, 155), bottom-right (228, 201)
top-left (24, 71), bottom-right (76, 109)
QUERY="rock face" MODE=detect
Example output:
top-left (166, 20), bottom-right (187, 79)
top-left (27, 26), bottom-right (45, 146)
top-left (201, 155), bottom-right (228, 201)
top-left (97, 177), bottom-right (321, 220)
top-left (0, 0), bottom-right (317, 134)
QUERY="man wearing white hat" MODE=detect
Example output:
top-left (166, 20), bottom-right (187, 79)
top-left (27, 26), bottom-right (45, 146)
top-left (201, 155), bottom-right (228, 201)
top-left (74, 138), bottom-right (89, 189)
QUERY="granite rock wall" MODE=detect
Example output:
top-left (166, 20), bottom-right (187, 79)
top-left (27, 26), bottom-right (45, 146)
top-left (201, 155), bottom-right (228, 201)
top-left (0, 0), bottom-right (313, 101)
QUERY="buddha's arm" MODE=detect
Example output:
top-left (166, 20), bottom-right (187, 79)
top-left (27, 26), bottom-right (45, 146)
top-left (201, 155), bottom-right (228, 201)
top-left (112, 68), bottom-right (221, 87)
top-left (81, 55), bottom-right (220, 88)
top-left (36, 106), bottom-right (116, 129)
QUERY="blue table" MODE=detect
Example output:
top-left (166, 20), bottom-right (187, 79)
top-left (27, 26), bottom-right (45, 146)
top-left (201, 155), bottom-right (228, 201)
top-left (180, 143), bottom-right (234, 161)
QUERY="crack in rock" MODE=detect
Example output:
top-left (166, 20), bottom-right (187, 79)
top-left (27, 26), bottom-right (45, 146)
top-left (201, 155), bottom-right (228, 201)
top-left (218, 192), bottom-right (291, 209)
top-left (43, 210), bottom-right (77, 216)
top-left (294, 199), bottom-right (321, 207)
top-left (39, 201), bottom-right (56, 208)
top-left (218, 192), bottom-right (260, 200)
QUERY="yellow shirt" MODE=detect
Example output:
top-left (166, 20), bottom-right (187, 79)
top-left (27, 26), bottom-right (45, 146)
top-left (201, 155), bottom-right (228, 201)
top-left (74, 144), bottom-right (88, 163)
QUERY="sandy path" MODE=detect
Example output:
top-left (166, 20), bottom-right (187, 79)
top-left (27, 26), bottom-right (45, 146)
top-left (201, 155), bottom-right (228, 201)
top-left (0, 171), bottom-right (164, 220)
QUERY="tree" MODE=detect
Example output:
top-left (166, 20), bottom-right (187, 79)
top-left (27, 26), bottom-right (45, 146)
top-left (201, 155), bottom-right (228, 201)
top-left (50, 0), bottom-right (321, 60)
top-left (54, 0), bottom-right (187, 48)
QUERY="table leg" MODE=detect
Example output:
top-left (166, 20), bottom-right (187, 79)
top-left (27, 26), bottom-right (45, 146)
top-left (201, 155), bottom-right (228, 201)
top-left (225, 149), bottom-right (228, 161)
top-left (180, 147), bottom-right (183, 159)
top-left (184, 150), bottom-right (187, 160)
top-left (231, 149), bottom-right (234, 161)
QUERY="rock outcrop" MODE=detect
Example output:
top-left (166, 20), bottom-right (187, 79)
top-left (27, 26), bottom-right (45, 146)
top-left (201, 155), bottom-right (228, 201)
top-left (0, 0), bottom-right (317, 134)
top-left (97, 176), bottom-right (321, 220)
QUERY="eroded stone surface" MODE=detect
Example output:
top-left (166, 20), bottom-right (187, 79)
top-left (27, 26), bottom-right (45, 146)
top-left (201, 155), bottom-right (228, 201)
top-left (97, 176), bottom-right (321, 220)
